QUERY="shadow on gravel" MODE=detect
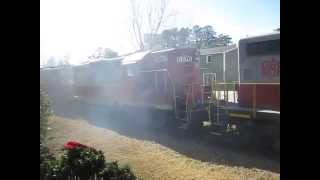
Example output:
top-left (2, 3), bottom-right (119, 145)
top-left (51, 98), bottom-right (280, 173)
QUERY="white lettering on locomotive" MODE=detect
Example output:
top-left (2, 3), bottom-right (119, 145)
top-left (177, 56), bottom-right (192, 63)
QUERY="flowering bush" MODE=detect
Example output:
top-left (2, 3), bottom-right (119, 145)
top-left (41, 141), bottom-right (136, 180)
top-left (63, 141), bottom-right (88, 149)
top-left (40, 90), bottom-right (136, 180)
top-left (60, 141), bottom-right (106, 179)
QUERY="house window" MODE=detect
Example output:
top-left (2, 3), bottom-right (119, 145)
top-left (206, 54), bottom-right (221, 63)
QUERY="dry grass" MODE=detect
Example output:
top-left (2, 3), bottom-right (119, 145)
top-left (46, 116), bottom-right (279, 180)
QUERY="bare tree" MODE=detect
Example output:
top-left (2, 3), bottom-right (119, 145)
top-left (129, 0), bottom-right (175, 51)
top-left (43, 55), bottom-right (71, 67)
top-left (57, 55), bottom-right (71, 66)
top-left (44, 56), bottom-right (57, 67)
top-left (88, 47), bottom-right (119, 62)
top-left (130, 0), bottom-right (144, 50)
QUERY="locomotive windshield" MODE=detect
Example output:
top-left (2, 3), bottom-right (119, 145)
top-left (246, 39), bottom-right (280, 56)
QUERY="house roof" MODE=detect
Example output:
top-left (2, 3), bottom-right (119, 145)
top-left (200, 44), bottom-right (237, 55)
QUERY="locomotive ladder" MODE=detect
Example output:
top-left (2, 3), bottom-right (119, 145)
top-left (183, 83), bottom-right (204, 125)
top-left (185, 83), bottom-right (195, 122)
top-left (207, 78), bottom-right (221, 126)
top-left (207, 79), bottom-right (232, 127)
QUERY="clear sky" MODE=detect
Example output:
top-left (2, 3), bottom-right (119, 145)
top-left (40, 0), bottom-right (280, 65)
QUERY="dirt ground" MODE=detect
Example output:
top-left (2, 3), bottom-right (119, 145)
top-left (46, 112), bottom-right (279, 180)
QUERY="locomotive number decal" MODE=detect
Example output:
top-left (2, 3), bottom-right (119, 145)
top-left (177, 55), bottom-right (192, 63)
top-left (261, 58), bottom-right (280, 78)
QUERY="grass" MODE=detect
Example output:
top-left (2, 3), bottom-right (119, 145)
top-left (46, 116), bottom-right (279, 180)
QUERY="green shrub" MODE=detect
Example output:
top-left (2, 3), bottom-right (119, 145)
top-left (41, 88), bottom-right (54, 179)
top-left (40, 142), bottom-right (56, 180)
top-left (41, 141), bottom-right (136, 180)
top-left (40, 89), bottom-right (52, 141)
top-left (45, 158), bottom-right (69, 180)
top-left (60, 144), bottom-right (106, 179)
top-left (99, 161), bottom-right (136, 180)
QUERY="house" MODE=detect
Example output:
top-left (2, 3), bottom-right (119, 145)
top-left (199, 45), bottom-right (239, 90)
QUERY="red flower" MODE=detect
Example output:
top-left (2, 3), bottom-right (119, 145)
top-left (64, 141), bottom-right (88, 150)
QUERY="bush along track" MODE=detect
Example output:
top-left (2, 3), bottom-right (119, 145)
top-left (40, 89), bottom-right (135, 180)
top-left (40, 89), bottom-right (52, 141)
top-left (41, 141), bottom-right (136, 180)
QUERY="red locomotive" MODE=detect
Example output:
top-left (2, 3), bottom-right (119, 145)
top-left (40, 32), bottom-right (280, 153)
top-left (236, 32), bottom-right (280, 152)
top-left (237, 32), bottom-right (280, 111)
top-left (203, 32), bottom-right (280, 152)
top-left (71, 48), bottom-right (202, 122)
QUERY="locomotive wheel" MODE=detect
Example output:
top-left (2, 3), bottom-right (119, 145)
top-left (273, 138), bottom-right (280, 154)
top-left (238, 131), bottom-right (253, 148)
top-left (273, 128), bottom-right (280, 154)
top-left (186, 118), bottom-right (203, 136)
top-left (149, 110), bottom-right (169, 130)
top-left (237, 123), bottom-right (258, 149)
top-left (165, 115), bottom-right (179, 134)
top-left (108, 107), bottom-right (120, 120)
top-left (109, 105), bottom-right (128, 121)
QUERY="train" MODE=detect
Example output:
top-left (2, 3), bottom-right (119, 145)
top-left (40, 32), bottom-right (280, 153)
top-left (232, 32), bottom-right (279, 152)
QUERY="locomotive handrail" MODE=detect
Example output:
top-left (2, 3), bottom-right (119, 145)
top-left (138, 69), bottom-right (168, 73)
top-left (253, 84), bottom-right (256, 118)
top-left (228, 81), bottom-right (280, 84)
top-left (166, 70), bottom-right (178, 118)
top-left (214, 82), bottom-right (280, 85)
